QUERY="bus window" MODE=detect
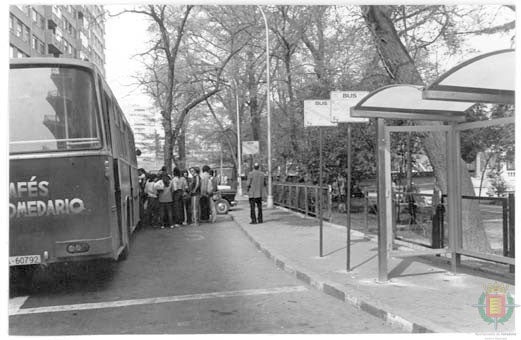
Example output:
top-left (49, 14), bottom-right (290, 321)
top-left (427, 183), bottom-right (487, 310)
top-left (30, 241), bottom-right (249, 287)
top-left (129, 132), bottom-right (137, 164)
top-left (122, 125), bottom-right (129, 160)
top-left (98, 77), bottom-right (112, 150)
top-left (9, 66), bottom-right (102, 153)
top-left (117, 108), bottom-right (128, 160)
top-left (113, 100), bottom-right (119, 128)
top-left (102, 91), bottom-right (112, 150)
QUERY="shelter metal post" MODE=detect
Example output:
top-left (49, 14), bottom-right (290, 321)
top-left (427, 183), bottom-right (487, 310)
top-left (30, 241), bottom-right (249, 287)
top-left (376, 118), bottom-right (389, 282)
top-left (384, 128), bottom-right (393, 254)
top-left (446, 124), bottom-right (459, 273)
top-left (319, 127), bottom-right (324, 257)
top-left (453, 124), bottom-right (462, 265)
top-left (346, 124), bottom-right (352, 271)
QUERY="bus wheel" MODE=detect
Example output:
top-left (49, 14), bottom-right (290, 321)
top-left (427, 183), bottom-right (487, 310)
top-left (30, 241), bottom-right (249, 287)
top-left (118, 205), bottom-right (131, 261)
top-left (118, 244), bottom-right (129, 261)
top-left (216, 199), bottom-right (230, 215)
top-left (10, 266), bottom-right (36, 294)
top-left (118, 224), bottom-right (130, 261)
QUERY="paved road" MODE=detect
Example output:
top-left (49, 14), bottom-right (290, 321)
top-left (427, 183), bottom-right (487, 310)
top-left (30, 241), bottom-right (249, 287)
top-left (9, 216), bottom-right (399, 335)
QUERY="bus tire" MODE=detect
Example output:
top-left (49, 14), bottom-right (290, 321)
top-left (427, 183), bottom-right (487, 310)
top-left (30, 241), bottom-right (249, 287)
top-left (118, 244), bottom-right (129, 261)
top-left (10, 265), bottom-right (36, 292)
top-left (118, 204), bottom-right (131, 261)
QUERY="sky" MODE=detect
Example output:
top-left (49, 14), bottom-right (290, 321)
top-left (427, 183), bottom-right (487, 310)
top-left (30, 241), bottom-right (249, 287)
top-left (104, 5), bottom-right (154, 114)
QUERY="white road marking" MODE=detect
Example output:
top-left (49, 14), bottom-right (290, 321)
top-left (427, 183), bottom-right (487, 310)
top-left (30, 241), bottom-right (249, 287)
top-left (9, 296), bottom-right (29, 315)
top-left (183, 229), bottom-right (206, 240)
top-left (186, 235), bottom-right (205, 240)
top-left (9, 286), bottom-right (308, 316)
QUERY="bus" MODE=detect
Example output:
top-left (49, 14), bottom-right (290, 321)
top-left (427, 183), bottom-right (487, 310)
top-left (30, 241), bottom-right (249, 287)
top-left (9, 58), bottom-right (141, 270)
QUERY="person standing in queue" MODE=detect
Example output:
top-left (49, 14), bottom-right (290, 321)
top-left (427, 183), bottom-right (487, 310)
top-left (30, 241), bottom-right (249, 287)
top-left (144, 173), bottom-right (160, 228)
top-left (182, 169), bottom-right (192, 225)
top-left (246, 163), bottom-right (265, 224)
top-left (172, 167), bottom-right (186, 228)
top-left (199, 165), bottom-right (212, 222)
top-left (189, 167), bottom-right (201, 226)
top-left (155, 172), bottom-right (174, 229)
top-left (208, 169), bottom-right (219, 223)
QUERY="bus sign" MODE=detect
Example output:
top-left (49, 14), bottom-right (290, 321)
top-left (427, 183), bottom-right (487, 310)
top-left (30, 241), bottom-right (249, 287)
top-left (242, 141), bottom-right (259, 155)
top-left (330, 91), bottom-right (369, 123)
top-left (303, 100), bottom-right (337, 127)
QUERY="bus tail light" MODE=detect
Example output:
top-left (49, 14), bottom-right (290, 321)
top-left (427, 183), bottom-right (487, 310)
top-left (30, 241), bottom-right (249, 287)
top-left (66, 243), bottom-right (90, 254)
top-left (104, 160), bottom-right (111, 178)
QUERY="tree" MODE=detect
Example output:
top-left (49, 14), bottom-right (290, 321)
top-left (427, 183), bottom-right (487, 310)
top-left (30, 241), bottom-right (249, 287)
top-left (460, 104), bottom-right (515, 196)
top-left (125, 5), bottom-right (246, 171)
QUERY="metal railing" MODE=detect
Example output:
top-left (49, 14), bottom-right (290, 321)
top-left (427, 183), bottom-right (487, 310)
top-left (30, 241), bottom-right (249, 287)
top-left (273, 182), bottom-right (515, 269)
top-left (273, 182), bottom-right (330, 220)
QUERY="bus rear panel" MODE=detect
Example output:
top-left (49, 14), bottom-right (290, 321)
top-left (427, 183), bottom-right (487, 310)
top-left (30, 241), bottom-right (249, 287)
top-left (9, 59), bottom-right (124, 266)
top-left (9, 155), bottom-right (116, 265)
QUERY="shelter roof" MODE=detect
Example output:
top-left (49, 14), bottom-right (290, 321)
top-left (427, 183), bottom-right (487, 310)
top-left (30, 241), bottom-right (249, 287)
top-left (350, 84), bottom-right (475, 122)
top-left (423, 49), bottom-right (515, 104)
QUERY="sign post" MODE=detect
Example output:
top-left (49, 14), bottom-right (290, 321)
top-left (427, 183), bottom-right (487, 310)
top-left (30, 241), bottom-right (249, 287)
top-left (304, 100), bottom-right (337, 257)
top-left (330, 91), bottom-right (368, 271)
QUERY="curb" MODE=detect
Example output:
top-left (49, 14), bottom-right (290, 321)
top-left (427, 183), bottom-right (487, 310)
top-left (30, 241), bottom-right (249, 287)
top-left (230, 212), bottom-right (456, 333)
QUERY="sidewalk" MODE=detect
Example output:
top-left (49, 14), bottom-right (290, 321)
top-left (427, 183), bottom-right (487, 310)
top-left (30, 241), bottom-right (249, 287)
top-left (229, 196), bottom-right (516, 333)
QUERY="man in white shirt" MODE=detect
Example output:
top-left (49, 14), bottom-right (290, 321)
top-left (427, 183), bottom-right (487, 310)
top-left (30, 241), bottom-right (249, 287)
top-left (144, 174), bottom-right (160, 227)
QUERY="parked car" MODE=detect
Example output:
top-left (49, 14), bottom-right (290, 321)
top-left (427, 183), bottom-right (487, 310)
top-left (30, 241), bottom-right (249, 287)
top-left (215, 185), bottom-right (237, 214)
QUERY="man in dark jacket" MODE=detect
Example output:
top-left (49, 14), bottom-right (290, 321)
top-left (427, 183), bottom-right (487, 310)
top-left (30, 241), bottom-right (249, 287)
top-left (189, 167), bottom-right (201, 226)
top-left (246, 163), bottom-right (265, 224)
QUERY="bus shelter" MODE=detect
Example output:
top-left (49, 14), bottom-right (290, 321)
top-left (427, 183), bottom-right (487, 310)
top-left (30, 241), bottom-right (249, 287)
top-left (351, 49), bottom-right (515, 282)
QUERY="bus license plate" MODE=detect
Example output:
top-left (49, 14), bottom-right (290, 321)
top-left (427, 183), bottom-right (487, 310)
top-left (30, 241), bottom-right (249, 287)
top-left (9, 255), bottom-right (41, 266)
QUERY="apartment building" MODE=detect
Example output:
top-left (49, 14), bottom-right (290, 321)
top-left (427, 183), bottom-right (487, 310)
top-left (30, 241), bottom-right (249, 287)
top-left (125, 104), bottom-right (164, 171)
top-left (9, 4), bottom-right (106, 75)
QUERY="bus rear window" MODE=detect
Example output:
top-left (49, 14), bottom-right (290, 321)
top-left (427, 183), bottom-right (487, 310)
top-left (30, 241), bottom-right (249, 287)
top-left (9, 66), bottom-right (101, 153)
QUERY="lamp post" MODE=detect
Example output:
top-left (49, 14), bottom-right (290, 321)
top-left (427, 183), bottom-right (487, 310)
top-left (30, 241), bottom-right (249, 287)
top-left (234, 80), bottom-right (243, 196)
top-left (257, 5), bottom-right (273, 208)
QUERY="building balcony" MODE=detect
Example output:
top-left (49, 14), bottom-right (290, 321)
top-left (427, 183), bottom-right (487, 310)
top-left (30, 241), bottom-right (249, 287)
top-left (45, 31), bottom-right (63, 56)
top-left (46, 13), bottom-right (60, 30)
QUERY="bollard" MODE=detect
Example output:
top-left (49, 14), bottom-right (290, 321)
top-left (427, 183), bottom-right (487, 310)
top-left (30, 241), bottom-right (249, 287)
top-left (392, 192), bottom-right (397, 238)
top-left (315, 186), bottom-right (319, 217)
top-left (502, 197), bottom-right (509, 257)
top-left (508, 194), bottom-right (515, 273)
top-left (432, 204), bottom-right (444, 249)
top-left (296, 185), bottom-right (300, 212)
top-left (288, 185), bottom-right (294, 209)
top-left (327, 185), bottom-right (332, 223)
top-left (364, 190), bottom-right (368, 233)
top-left (304, 183), bottom-right (309, 217)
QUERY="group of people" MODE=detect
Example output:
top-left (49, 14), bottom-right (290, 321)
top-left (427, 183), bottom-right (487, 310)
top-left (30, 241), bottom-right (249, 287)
top-left (137, 162), bottom-right (267, 228)
top-left (139, 165), bottom-right (219, 229)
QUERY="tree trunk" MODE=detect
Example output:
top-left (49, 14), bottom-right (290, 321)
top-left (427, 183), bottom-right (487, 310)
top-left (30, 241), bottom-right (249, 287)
top-left (161, 110), bottom-right (173, 172)
top-left (177, 127), bottom-right (186, 170)
top-left (478, 153), bottom-right (493, 197)
top-left (284, 47), bottom-right (300, 156)
top-left (247, 48), bottom-right (261, 142)
top-left (361, 5), bottom-right (490, 252)
top-left (301, 6), bottom-right (330, 98)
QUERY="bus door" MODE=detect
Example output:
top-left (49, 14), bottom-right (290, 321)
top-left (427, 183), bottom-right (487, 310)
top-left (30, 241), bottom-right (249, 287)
top-left (113, 161), bottom-right (123, 248)
top-left (102, 89), bottom-right (124, 250)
